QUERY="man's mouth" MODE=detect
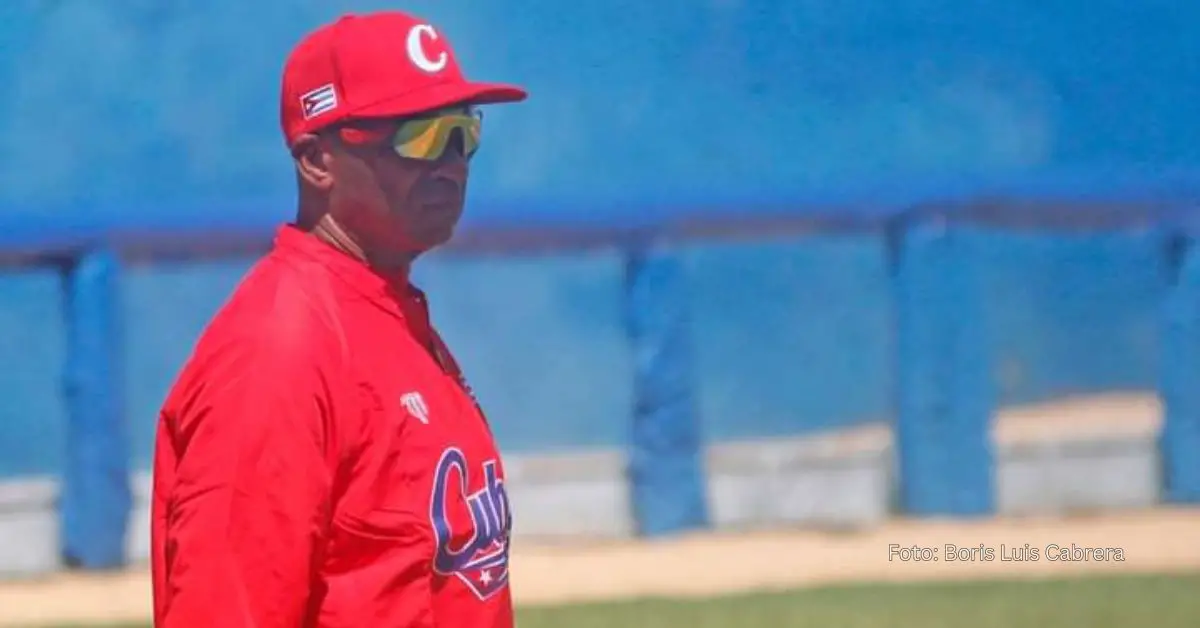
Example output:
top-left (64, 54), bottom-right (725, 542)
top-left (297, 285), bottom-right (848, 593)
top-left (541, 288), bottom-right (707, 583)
top-left (423, 195), bottom-right (461, 208)
top-left (420, 179), bottom-right (463, 207)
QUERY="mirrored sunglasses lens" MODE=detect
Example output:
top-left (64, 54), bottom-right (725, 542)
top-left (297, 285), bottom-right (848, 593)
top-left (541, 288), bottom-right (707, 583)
top-left (393, 116), bottom-right (480, 160)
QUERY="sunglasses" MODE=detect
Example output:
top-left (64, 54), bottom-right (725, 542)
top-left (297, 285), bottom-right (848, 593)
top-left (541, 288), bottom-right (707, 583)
top-left (337, 106), bottom-right (483, 161)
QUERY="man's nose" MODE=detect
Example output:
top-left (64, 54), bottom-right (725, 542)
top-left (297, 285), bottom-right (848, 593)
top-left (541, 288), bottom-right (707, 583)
top-left (441, 130), bottom-right (469, 162)
top-left (434, 130), bottom-right (469, 176)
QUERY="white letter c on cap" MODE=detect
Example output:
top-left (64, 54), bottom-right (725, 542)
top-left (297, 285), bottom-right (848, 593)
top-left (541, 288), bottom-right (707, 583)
top-left (407, 24), bottom-right (448, 73)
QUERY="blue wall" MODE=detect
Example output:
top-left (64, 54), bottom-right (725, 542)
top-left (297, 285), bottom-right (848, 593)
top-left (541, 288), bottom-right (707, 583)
top-left (0, 1), bottom-right (1193, 475)
top-left (2, 0), bottom-right (1197, 218)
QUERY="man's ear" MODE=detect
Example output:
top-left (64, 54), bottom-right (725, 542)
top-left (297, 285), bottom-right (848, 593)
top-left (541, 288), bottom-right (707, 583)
top-left (292, 133), bottom-right (334, 191)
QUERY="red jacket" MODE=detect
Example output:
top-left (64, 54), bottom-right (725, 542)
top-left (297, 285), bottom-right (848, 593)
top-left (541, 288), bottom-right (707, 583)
top-left (151, 225), bottom-right (514, 627)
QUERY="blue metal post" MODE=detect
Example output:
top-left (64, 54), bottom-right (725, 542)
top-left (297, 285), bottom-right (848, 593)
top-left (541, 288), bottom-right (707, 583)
top-left (1160, 229), bottom-right (1200, 503)
top-left (623, 244), bottom-right (709, 536)
top-left (890, 217), bottom-right (995, 516)
top-left (60, 248), bottom-right (131, 569)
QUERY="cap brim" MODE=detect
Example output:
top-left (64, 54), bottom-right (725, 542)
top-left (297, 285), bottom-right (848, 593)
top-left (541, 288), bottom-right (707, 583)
top-left (352, 80), bottom-right (528, 120)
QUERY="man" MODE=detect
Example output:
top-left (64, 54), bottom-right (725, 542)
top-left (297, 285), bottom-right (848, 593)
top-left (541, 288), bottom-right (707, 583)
top-left (150, 11), bottom-right (526, 627)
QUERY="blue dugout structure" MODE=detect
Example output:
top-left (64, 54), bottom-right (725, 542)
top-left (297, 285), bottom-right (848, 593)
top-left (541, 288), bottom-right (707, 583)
top-left (4, 170), bottom-right (1200, 567)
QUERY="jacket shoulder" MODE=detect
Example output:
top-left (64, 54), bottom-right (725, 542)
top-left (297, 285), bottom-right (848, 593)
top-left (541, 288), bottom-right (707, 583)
top-left (179, 254), bottom-right (350, 381)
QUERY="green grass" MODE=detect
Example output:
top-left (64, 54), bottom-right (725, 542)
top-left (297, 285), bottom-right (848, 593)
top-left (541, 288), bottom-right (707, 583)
top-left (40, 572), bottom-right (1200, 628)
top-left (517, 572), bottom-right (1200, 627)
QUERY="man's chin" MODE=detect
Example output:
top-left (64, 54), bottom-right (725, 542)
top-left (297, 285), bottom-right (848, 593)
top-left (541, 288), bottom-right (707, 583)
top-left (414, 225), bottom-right (457, 253)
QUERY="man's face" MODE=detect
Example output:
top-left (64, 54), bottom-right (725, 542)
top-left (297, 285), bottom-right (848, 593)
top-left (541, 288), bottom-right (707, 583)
top-left (321, 106), bottom-right (479, 260)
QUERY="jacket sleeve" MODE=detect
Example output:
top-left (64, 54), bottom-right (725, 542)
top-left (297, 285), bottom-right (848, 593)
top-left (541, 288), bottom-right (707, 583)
top-left (154, 333), bottom-right (337, 628)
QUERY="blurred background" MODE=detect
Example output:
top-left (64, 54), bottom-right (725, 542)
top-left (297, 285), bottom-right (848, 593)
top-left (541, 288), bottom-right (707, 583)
top-left (2, 0), bottom-right (1200, 626)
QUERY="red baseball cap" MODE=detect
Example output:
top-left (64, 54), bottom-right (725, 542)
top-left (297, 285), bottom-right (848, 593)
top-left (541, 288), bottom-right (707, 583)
top-left (280, 11), bottom-right (527, 146)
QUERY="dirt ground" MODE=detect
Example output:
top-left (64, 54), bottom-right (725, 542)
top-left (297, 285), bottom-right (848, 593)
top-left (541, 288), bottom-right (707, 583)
top-left (3, 507), bottom-right (1198, 626)
top-left (1, 393), bottom-right (1195, 627)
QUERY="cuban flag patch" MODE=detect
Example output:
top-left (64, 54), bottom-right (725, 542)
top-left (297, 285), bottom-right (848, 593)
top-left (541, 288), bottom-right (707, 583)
top-left (300, 84), bottom-right (338, 119)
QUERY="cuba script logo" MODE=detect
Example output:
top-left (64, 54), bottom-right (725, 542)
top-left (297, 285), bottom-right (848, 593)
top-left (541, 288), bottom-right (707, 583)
top-left (429, 447), bottom-right (511, 600)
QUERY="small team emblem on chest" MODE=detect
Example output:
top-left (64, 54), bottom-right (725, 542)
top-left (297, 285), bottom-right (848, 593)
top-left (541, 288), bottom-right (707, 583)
top-left (400, 391), bottom-right (430, 425)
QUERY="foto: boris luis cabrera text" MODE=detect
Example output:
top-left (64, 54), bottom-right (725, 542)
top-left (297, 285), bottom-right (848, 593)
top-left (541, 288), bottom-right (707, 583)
top-left (888, 543), bottom-right (1126, 562)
